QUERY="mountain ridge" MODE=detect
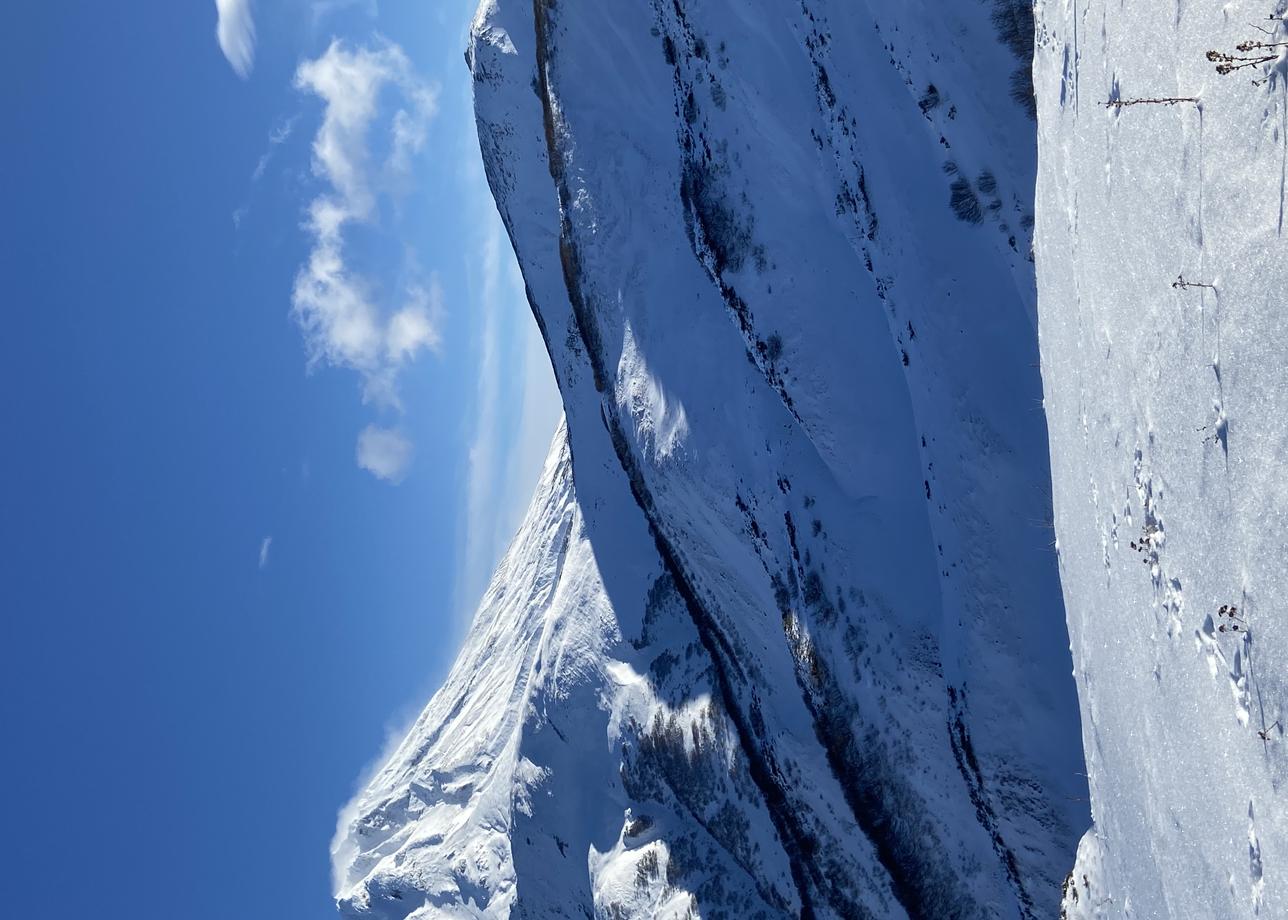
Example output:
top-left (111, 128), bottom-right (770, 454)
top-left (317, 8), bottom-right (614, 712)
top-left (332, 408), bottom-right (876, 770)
top-left (334, 1), bottom-right (1090, 915)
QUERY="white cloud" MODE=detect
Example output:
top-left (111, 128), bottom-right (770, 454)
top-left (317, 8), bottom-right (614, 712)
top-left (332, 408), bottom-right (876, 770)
top-left (386, 279), bottom-right (443, 362)
top-left (291, 40), bottom-right (440, 477)
top-left (258, 536), bottom-right (273, 570)
top-left (292, 217), bottom-right (384, 376)
top-left (356, 425), bottom-right (413, 483)
top-left (386, 101), bottom-right (433, 186)
top-left (294, 40), bottom-right (435, 220)
top-left (215, 0), bottom-right (256, 79)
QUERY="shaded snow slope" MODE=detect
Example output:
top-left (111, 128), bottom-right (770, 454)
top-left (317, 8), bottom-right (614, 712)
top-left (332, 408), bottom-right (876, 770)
top-left (1035, 2), bottom-right (1288, 917)
top-left (334, 1), bottom-right (1091, 916)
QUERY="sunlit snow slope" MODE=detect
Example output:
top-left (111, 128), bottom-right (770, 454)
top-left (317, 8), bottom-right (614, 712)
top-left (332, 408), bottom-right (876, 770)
top-left (1036, 2), bottom-right (1288, 918)
top-left (334, 1), bottom-right (1091, 917)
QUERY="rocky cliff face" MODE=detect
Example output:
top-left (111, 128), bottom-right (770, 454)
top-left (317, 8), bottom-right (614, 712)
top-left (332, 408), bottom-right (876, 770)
top-left (1035, 3), bottom-right (1288, 917)
top-left (333, 1), bottom-right (1091, 917)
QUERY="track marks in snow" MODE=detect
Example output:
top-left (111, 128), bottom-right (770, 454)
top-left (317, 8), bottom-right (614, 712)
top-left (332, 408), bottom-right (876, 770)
top-left (1207, 398), bottom-right (1229, 459)
top-left (1279, 79), bottom-right (1286, 236)
top-left (1195, 603), bottom-right (1252, 727)
top-left (1250, 800), bottom-right (1265, 913)
top-left (1129, 447), bottom-right (1186, 638)
top-left (1161, 576), bottom-right (1184, 640)
top-left (1070, 0), bottom-right (1081, 115)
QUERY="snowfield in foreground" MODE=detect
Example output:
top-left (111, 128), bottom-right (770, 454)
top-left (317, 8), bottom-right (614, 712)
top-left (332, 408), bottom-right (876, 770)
top-left (1036, 1), bottom-right (1288, 917)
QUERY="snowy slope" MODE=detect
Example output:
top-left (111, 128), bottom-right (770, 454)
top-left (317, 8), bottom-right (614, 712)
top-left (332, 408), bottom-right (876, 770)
top-left (334, 1), bottom-right (1092, 917)
top-left (1035, 2), bottom-right (1288, 917)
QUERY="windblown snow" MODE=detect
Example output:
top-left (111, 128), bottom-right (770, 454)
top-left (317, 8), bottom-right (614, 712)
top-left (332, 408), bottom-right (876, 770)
top-left (311, 0), bottom-right (1226, 915)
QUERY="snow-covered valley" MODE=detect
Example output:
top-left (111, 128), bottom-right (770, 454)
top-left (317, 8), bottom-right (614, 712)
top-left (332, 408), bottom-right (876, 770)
top-left (332, 1), bottom-right (1288, 917)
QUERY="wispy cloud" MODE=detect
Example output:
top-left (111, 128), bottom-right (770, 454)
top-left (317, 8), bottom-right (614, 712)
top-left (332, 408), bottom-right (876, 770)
top-left (232, 116), bottom-right (299, 230)
top-left (215, 0), bottom-right (256, 79)
top-left (292, 39), bottom-right (439, 479)
top-left (258, 536), bottom-right (273, 570)
top-left (386, 278), bottom-right (443, 362)
top-left (356, 425), bottom-right (413, 483)
top-left (456, 196), bottom-right (562, 617)
top-left (252, 115), bottom-right (298, 182)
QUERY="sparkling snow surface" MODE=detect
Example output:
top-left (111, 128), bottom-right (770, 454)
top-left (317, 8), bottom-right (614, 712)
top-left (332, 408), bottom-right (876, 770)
top-left (1036, 2), bottom-right (1288, 917)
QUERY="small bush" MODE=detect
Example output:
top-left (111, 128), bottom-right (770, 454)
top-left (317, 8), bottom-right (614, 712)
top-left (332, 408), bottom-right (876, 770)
top-left (949, 178), bottom-right (983, 223)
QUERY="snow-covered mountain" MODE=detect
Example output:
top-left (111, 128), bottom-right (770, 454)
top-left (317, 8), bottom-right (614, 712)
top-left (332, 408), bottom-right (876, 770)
top-left (1035, 3), bottom-right (1288, 917)
top-left (333, 1), bottom-right (1096, 916)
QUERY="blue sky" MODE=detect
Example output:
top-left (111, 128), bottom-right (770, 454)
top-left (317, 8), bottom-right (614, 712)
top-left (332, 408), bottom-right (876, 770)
top-left (1, 2), bottom-right (559, 918)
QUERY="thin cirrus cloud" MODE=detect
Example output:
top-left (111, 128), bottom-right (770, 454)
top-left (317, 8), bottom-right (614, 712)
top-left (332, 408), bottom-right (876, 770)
top-left (233, 116), bottom-right (299, 229)
top-left (215, 0), bottom-right (256, 79)
top-left (292, 39), bottom-right (440, 481)
top-left (252, 116), bottom-right (298, 183)
top-left (455, 208), bottom-right (563, 620)
top-left (258, 536), bottom-right (273, 570)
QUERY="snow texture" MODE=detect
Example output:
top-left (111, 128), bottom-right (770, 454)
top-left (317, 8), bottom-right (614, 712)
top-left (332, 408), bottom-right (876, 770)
top-left (1036, 2), bottom-right (1288, 917)
top-left (333, 0), bottom-right (1097, 916)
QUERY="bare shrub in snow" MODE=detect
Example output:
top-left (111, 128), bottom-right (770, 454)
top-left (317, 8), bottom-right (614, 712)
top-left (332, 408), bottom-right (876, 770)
top-left (1207, 40), bottom-right (1287, 83)
top-left (1216, 604), bottom-right (1246, 633)
top-left (1103, 96), bottom-right (1199, 108)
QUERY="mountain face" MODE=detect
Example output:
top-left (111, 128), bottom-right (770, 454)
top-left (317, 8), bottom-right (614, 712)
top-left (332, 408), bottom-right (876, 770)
top-left (333, 1), bottom-right (1094, 917)
top-left (1035, 3), bottom-right (1288, 918)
